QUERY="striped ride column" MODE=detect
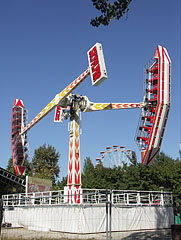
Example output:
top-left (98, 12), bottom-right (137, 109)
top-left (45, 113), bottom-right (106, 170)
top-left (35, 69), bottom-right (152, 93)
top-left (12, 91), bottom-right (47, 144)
top-left (67, 108), bottom-right (81, 203)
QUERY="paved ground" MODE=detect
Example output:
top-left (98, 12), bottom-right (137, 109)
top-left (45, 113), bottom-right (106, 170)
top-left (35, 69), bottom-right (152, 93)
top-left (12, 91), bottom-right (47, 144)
top-left (112, 229), bottom-right (172, 240)
top-left (1, 227), bottom-right (172, 239)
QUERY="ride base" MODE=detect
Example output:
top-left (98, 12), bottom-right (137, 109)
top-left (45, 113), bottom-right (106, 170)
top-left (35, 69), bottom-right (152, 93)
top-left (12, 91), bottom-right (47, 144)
top-left (2, 189), bottom-right (174, 239)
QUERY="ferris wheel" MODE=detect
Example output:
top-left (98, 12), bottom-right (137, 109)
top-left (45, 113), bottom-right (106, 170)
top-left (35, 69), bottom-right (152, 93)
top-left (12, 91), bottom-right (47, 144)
top-left (96, 145), bottom-right (132, 168)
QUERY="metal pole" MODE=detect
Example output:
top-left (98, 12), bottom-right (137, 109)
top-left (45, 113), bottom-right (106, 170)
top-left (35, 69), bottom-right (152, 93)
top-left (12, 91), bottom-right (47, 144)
top-left (160, 187), bottom-right (164, 206)
top-left (106, 190), bottom-right (109, 240)
top-left (0, 199), bottom-right (3, 234)
top-left (109, 190), bottom-right (112, 240)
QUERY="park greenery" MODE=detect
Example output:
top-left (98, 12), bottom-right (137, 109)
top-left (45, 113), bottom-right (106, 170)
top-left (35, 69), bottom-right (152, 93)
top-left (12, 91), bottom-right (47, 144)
top-left (81, 154), bottom-right (181, 197)
top-left (90, 0), bottom-right (132, 27)
top-left (6, 144), bottom-right (181, 203)
top-left (7, 144), bottom-right (60, 186)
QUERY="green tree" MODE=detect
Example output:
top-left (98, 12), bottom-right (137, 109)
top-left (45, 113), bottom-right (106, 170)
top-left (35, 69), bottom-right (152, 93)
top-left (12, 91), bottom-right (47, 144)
top-left (6, 157), bottom-right (15, 174)
top-left (152, 153), bottom-right (181, 193)
top-left (82, 157), bottom-right (125, 189)
top-left (81, 152), bottom-right (181, 197)
top-left (78, 152), bottom-right (181, 208)
top-left (32, 144), bottom-right (60, 185)
top-left (91, 0), bottom-right (132, 27)
top-left (56, 177), bottom-right (67, 190)
top-left (82, 157), bottom-right (96, 188)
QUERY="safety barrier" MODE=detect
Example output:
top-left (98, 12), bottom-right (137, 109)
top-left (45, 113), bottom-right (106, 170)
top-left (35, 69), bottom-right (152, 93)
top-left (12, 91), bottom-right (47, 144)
top-left (2, 189), bottom-right (173, 207)
top-left (1, 189), bottom-right (174, 240)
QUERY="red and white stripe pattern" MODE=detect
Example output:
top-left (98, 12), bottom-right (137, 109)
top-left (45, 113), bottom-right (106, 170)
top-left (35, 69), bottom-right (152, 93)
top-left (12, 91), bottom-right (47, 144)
top-left (88, 103), bottom-right (141, 112)
top-left (21, 68), bottom-right (90, 135)
top-left (66, 109), bottom-right (81, 203)
top-left (142, 46), bottom-right (171, 165)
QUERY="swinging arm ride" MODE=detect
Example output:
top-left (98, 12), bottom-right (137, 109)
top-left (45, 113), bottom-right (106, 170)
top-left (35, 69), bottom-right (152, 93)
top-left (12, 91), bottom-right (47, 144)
top-left (11, 43), bottom-right (107, 175)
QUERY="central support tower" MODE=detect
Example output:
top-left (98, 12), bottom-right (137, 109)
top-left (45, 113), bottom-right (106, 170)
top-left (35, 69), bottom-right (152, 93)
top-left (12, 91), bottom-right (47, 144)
top-left (64, 107), bottom-right (82, 203)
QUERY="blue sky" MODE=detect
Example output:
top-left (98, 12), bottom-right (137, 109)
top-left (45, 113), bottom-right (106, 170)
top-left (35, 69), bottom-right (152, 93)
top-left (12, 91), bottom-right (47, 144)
top-left (0, 0), bottom-right (180, 179)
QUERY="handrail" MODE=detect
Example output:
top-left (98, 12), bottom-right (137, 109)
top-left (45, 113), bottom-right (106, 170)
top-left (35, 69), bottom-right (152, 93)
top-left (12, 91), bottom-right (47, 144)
top-left (2, 189), bottom-right (173, 208)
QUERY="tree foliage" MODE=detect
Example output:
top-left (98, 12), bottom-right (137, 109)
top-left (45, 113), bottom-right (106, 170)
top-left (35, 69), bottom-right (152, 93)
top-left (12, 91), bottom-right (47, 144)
top-left (32, 144), bottom-right (60, 185)
top-left (7, 144), bottom-right (60, 186)
top-left (56, 177), bottom-right (67, 190)
top-left (81, 152), bottom-right (181, 203)
top-left (6, 157), bottom-right (15, 174)
top-left (91, 0), bottom-right (132, 27)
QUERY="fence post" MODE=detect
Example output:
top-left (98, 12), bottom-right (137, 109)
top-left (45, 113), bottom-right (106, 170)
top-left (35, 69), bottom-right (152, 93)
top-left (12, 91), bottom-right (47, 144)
top-left (0, 199), bottom-right (3, 235)
top-left (106, 190), bottom-right (109, 240)
top-left (106, 190), bottom-right (112, 240)
top-left (160, 187), bottom-right (164, 206)
top-left (109, 190), bottom-right (112, 240)
top-left (49, 191), bottom-right (52, 205)
top-left (137, 191), bottom-right (141, 205)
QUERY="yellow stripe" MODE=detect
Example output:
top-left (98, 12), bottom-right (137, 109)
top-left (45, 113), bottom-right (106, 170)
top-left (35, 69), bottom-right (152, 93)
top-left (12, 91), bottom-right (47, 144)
top-left (93, 103), bottom-right (109, 110)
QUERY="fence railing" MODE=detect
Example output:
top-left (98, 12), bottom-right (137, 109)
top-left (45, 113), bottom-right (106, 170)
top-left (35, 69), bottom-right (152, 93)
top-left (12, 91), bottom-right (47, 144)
top-left (111, 189), bottom-right (173, 206)
top-left (2, 189), bottom-right (173, 207)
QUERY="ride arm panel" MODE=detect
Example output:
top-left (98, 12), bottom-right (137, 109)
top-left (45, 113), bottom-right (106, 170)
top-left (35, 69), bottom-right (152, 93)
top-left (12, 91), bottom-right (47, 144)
top-left (136, 46), bottom-right (171, 165)
top-left (21, 68), bottom-right (90, 135)
top-left (85, 102), bottom-right (142, 112)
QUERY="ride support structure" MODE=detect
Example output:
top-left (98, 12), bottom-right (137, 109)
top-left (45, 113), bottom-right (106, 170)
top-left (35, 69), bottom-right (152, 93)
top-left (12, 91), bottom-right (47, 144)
top-left (54, 93), bottom-right (142, 203)
top-left (11, 43), bottom-right (171, 204)
top-left (64, 107), bottom-right (82, 203)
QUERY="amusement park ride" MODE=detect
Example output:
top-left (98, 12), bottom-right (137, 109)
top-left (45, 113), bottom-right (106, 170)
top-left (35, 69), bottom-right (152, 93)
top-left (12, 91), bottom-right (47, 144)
top-left (96, 145), bottom-right (132, 168)
top-left (11, 43), bottom-right (171, 203)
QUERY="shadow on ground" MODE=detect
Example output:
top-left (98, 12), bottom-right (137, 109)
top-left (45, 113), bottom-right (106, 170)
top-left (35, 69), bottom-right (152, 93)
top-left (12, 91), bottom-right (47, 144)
top-left (119, 229), bottom-right (172, 240)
